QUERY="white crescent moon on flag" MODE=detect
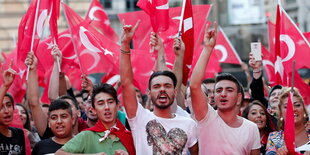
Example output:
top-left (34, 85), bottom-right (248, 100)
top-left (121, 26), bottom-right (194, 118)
top-left (59, 33), bottom-right (77, 60)
top-left (262, 60), bottom-right (275, 68)
top-left (215, 45), bottom-right (228, 62)
top-left (80, 49), bottom-right (100, 71)
top-left (280, 34), bottom-right (295, 62)
top-left (79, 26), bottom-right (101, 53)
top-left (37, 9), bottom-right (48, 37)
top-left (106, 75), bottom-right (120, 85)
top-left (156, 2), bottom-right (169, 10)
top-left (89, 6), bottom-right (106, 21)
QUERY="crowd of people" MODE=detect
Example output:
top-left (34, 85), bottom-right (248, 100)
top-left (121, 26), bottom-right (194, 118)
top-left (0, 21), bottom-right (309, 155)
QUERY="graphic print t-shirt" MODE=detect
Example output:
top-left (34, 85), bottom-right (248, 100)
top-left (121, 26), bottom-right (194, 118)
top-left (128, 104), bottom-right (197, 155)
top-left (0, 127), bottom-right (25, 155)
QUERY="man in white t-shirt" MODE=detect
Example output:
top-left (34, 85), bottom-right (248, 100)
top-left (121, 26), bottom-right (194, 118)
top-left (120, 22), bottom-right (198, 155)
top-left (190, 22), bottom-right (260, 155)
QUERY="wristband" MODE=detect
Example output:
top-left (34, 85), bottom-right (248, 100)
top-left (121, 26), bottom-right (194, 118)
top-left (120, 49), bottom-right (131, 54)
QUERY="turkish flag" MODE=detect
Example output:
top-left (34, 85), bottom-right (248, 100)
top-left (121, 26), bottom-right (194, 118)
top-left (261, 45), bottom-right (277, 86)
top-left (36, 30), bottom-right (78, 74)
top-left (85, 0), bottom-right (119, 42)
top-left (131, 49), bottom-right (156, 93)
top-left (190, 45), bottom-right (222, 79)
top-left (268, 21), bottom-right (276, 55)
top-left (284, 92), bottom-right (300, 155)
top-left (49, 0), bottom-right (60, 44)
top-left (213, 28), bottom-right (242, 65)
top-left (304, 32), bottom-right (310, 42)
top-left (274, 4), bottom-right (287, 85)
top-left (287, 71), bottom-right (310, 106)
top-left (279, 8), bottom-right (310, 70)
top-left (137, 0), bottom-right (169, 32)
top-left (63, 3), bottom-right (119, 75)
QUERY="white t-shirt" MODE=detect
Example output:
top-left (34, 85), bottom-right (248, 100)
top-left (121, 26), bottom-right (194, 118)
top-left (198, 104), bottom-right (261, 155)
top-left (128, 103), bottom-right (198, 155)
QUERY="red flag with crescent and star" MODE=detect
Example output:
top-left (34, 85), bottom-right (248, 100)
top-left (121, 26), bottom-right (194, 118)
top-left (63, 3), bottom-right (119, 75)
top-left (137, 0), bottom-right (169, 32)
top-left (85, 0), bottom-right (119, 42)
top-left (213, 27), bottom-right (242, 65)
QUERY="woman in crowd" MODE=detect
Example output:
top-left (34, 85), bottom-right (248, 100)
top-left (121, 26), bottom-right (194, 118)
top-left (243, 100), bottom-right (276, 154)
top-left (16, 104), bottom-right (41, 148)
top-left (266, 87), bottom-right (309, 154)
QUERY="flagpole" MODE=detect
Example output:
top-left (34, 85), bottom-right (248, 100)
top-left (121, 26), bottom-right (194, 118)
top-left (291, 61), bottom-right (295, 92)
top-left (178, 0), bottom-right (187, 37)
top-left (26, 0), bottom-right (41, 81)
top-left (62, 2), bottom-right (85, 75)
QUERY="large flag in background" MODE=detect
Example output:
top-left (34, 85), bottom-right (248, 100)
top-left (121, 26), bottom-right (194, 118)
top-left (279, 7), bottom-right (310, 71)
top-left (261, 45), bottom-right (277, 86)
top-left (137, 0), bottom-right (169, 32)
top-left (213, 27), bottom-right (242, 65)
top-left (35, 30), bottom-right (77, 75)
top-left (63, 3), bottom-right (119, 75)
top-left (304, 32), bottom-right (310, 42)
top-left (180, 0), bottom-right (194, 84)
top-left (274, 4), bottom-right (286, 85)
top-left (85, 0), bottom-right (119, 42)
top-left (17, 0), bottom-right (60, 66)
top-left (190, 45), bottom-right (222, 78)
top-left (17, 0), bottom-right (39, 66)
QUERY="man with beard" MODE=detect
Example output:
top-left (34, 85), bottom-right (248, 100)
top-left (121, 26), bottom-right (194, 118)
top-left (190, 22), bottom-right (260, 154)
top-left (120, 22), bottom-right (198, 154)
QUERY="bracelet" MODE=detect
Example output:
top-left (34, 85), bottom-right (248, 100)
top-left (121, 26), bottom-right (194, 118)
top-left (120, 49), bottom-right (131, 55)
top-left (253, 70), bottom-right (261, 73)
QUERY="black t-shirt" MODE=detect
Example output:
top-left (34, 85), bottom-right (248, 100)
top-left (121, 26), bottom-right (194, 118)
top-left (31, 138), bottom-right (63, 155)
top-left (0, 127), bottom-right (25, 155)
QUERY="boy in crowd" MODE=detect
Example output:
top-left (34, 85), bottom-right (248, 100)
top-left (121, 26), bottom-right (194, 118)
top-left (0, 67), bottom-right (25, 155)
top-left (56, 83), bottom-right (135, 155)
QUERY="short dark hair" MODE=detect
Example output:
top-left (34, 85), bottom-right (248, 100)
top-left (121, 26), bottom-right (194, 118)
top-left (4, 93), bottom-right (14, 109)
top-left (48, 99), bottom-right (72, 116)
top-left (59, 95), bottom-right (79, 110)
top-left (215, 73), bottom-right (242, 93)
top-left (202, 78), bottom-right (215, 84)
top-left (148, 71), bottom-right (177, 89)
top-left (268, 85), bottom-right (282, 97)
top-left (91, 83), bottom-right (119, 108)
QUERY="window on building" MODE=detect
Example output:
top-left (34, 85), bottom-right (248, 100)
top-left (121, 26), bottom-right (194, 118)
top-left (100, 0), bottom-right (112, 9)
top-left (126, 0), bottom-right (139, 11)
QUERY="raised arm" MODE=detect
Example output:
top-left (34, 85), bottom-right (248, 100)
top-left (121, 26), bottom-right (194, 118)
top-left (0, 63), bottom-right (16, 108)
top-left (150, 32), bottom-right (168, 71)
top-left (190, 22), bottom-right (218, 121)
top-left (25, 52), bottom-right (47, 136)
top-left (241, 62), bottom-right (252, 89)
top-left (48, 46), bottom-right (62, 101)
top-left (172, 37), bottom-right (186, 109)
top-left (248, 53), bottom-right (268, 107)
top-left (120, 21), bottom-right (140, 119)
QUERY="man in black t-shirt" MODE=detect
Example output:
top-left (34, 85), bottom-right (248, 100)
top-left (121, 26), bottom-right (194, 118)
top-left (32, 99), bottom-right (74, 155)
top-left (0, 67), bottom-right (25, 155)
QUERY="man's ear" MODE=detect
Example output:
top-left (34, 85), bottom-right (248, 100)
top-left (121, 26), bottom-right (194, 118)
top-left (236, 92), bottom-right (242, 106)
